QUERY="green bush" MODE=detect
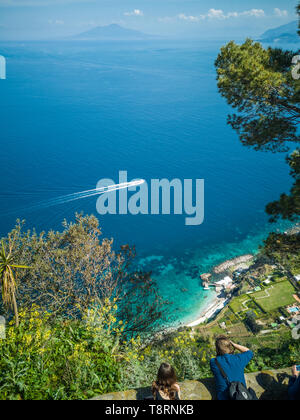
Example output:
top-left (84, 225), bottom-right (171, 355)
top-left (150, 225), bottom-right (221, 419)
top-left (0, 305), bottom-right (121, 400)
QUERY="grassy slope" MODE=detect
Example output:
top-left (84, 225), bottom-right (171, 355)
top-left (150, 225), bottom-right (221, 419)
top-left (251, 281), bottom-right (296, 312)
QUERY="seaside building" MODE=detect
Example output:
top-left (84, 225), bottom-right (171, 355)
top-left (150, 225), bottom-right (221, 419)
top-left (214, 276), bottom-right (233, 291)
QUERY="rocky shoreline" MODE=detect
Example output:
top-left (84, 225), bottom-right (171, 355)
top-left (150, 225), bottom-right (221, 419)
top-left (213, 254), bottom-right (254, 274)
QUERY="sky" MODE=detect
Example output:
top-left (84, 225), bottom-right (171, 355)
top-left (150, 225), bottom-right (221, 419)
top-left (0, 0), bottom-right (298, 40)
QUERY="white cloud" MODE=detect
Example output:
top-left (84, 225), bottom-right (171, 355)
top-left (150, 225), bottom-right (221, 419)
top-left (227, 12), bottom-right (239, 18)
top-left (207, 9), bottom-right (225, 19)
top-left (178, 14), bottom-right (200, 22)
top-left (162, 8), bottom-right (266, 23)
top-left (206, 8), bottom-right (265, 19)
top-left (274, 8), bottom-right (288, 17)
top-left (241, 9), bottom-right (265, 18)
top-left (124, 9), bottom-right (143, 17)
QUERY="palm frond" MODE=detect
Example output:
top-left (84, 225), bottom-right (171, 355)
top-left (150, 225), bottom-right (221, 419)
top-left (11, 264), bottom-right (31, 270)
top-left (1, 240), bottom-right (6, 257)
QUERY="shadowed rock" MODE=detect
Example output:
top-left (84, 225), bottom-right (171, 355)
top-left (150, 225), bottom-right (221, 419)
top-left (92, 368), bottom-right (291, 400)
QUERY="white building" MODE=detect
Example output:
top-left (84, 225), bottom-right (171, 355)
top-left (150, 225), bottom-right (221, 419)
top-left (215, 276), bottom-right (233, 287)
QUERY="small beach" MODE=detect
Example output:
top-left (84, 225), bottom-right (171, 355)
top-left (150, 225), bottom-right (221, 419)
top-left (183, 253), bottom-right (255, 327)
top-left (186, 296), bottom-right (227, 327)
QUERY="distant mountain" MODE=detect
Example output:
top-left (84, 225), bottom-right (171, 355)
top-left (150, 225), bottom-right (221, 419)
top-left (259, 20), bottom-right (299, 43)
top-left (70, 24), bottom-right (156, 40)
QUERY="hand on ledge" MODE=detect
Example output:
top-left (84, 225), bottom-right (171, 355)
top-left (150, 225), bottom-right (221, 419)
top-left (292, 365), bottom-right (300, 378)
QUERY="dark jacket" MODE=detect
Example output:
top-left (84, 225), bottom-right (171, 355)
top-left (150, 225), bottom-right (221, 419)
top-left (210, 351), bottom-right (253, 400)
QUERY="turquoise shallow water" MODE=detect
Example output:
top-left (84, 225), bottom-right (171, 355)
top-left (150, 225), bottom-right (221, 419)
top-left (138, 218), bottom-right (293, 326)
top-left (0, 39), bottom-right (295, 325)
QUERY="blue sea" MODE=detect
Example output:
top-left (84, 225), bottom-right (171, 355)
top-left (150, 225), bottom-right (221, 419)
top-left (0, 40), bottom-right (294, 325)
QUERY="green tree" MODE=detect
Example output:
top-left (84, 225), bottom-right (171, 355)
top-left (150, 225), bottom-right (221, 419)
top-left (1, 214), bottom-right (168, 337)
top-left (215, 40), bottom-right (299, 153)
top-left (266, 149), bottom-right (300, 222)
top-left (298, 3), bottom-right (300, 35)
top-left (0, 240), bottom-right (30, 327)
top-left (215, 3), bottom-right (300, 222)
top-left (244, 312), bottom-right (262, 335)
top-left (262, 231), bottom-right (300, 288)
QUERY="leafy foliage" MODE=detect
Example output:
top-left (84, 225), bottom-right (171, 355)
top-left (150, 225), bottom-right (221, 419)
top-left (244, 312), bottom-right (263, 334)
top-left (0, 239), bottom-right (30, 327)
top-left (0, 214), bottom-right (168, 337)
top-left (247, 336), bottom-right (300, 372)
top-left (215, 39), bottom-right (300, 153)
top-left (262, 231), bottom-right (300, 268)
top-left (0, 306), bottom-right (298, 400)
top-left (266, 149), bottom-right (300, 222)
top-left (298, 2), bottom-right (300, 36)
top-left (0, 306), bottom-right (214, 400)
top-left (215, 23), bottom-right (300, 223)
top-left (0, 305), bottom-right (122, 400)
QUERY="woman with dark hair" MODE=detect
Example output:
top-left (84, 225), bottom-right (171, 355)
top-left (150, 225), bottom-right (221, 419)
top-left (152, 363), bottom-right (181, 400)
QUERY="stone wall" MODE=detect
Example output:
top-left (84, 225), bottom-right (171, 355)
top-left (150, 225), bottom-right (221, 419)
top-left (93, 368), bottom-right (291, 400)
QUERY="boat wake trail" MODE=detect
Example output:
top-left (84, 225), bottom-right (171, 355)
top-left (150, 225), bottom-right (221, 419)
top-left (1, 180), bottom-right (145, 217)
